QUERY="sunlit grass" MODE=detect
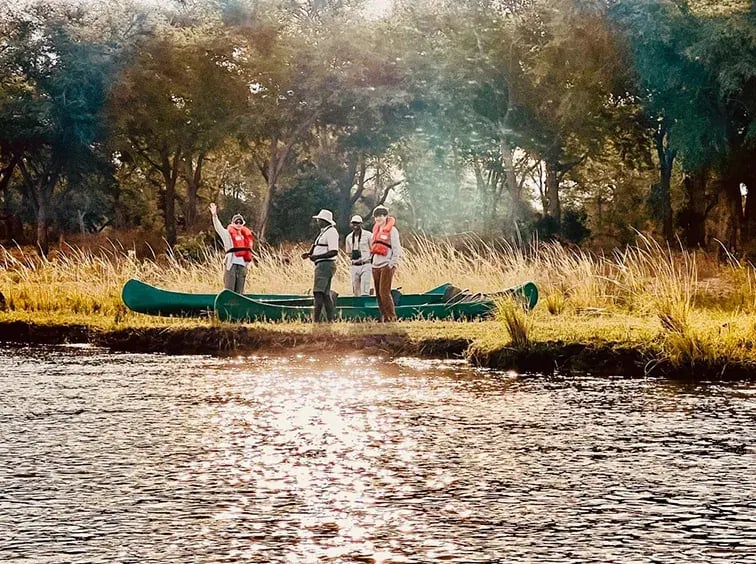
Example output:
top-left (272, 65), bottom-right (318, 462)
top-left (1, 233), bottom-right (755, 368)
top-left (494, 296), bottom-right (532, 348)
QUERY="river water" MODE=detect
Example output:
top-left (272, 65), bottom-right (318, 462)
top-left (1, 345), bottom-right (755, 563)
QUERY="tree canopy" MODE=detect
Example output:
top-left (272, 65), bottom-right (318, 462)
top-left (1, 0), bottom-right (754, 254)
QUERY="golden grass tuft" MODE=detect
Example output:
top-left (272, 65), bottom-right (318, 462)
top-left (545, 291), bottom-right (567, 315)
top-left (495, 297), bottom-right (532, 348)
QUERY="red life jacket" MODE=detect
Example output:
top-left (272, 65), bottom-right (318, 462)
top-left (227, 224), bottom-right (254, 262)
top-left (371, 216), bottom-right (396, 256)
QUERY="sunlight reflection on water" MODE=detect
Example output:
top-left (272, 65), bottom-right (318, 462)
top-left (1, 345), bottom-right (755, 563)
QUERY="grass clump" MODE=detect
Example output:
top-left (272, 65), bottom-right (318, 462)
top-left (545, 291), bottom-right (567, 315)
top-left (495, 297), bottom-right (532, 348)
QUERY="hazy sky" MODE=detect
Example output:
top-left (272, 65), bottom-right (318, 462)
top-left (364, 0), bottom-right (393, 18)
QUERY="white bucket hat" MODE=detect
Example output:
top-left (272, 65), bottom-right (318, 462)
top-left (312, 209), bottom-right (335, 225)
top-left (350, 215), bottom-right (363, 224)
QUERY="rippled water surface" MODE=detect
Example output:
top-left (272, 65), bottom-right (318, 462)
top-left (1, 345), bottom-right (755, 563)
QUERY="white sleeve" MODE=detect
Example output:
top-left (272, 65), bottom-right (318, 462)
top-left (212, 215), bottom-right (232, 250)
top-left (389, 228), bottom-right (401, 266)
top-left (345, 234), bottom-right (353, 254)
top-left (327, 229), bottom-right (340, 252)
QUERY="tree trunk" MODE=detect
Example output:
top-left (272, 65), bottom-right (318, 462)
top-left (501, 140), bottom-right (523, 238)
top-left (680, 169), bottom-right (708, 248)
top-left (257, 151), bottom-right (276, 243)
top-left (258, 136), bottom-right (291, 242)
top-left (0, 155), bottom-right (19, 241)
top-left (18, 157), bottom-right (58, 255)
top-left (36, 188), bottom-right (49, 255)
top-left (337, 155), bottom-right (362, 232)
top-left (0, 154), bottom-right (19, 200)
top-left (721, 171), bottom-right (744, 253)
top-left (544, 159), bottom-right (561, 228)
top-left (160, 148), bottom-right (181, 246)
top-left (742, 160), bottom-right (756, 246)
top-left (257, 114), bottom-right (319, 242)
top-left (654, 122), bottom-right (676, 241)
top-left (184, 153), bottom-right (204, 230)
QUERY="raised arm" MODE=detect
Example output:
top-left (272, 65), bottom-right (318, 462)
top-left (209, 203), bottom-right (232, 249)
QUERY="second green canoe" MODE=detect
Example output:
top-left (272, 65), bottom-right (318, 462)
top-left (214, 281), bottom-right (538, 322)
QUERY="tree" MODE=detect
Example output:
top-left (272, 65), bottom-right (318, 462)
top-left (511, 0), bottom-right (631, 233)
top-left (0, 3), bottom-right (113, 253)
top-left (610, 0), bottom-right (722, 243)
top-left (107, 25), bottom-right (247, 244)
top-left (223, 0), bottom-right (403, 240)
top-left (685, 4), bottom-right (756, 251)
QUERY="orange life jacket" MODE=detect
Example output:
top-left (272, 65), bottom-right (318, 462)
top-left (371, 216), bottom-right (395, 256)
top-left (227, 224), bottom-right (254, 262)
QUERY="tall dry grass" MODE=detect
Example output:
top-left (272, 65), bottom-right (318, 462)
top-left (1, 233), bottom-right (754, 330)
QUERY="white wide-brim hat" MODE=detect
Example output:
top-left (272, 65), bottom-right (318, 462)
top-left (312, 209), bottom-right (335, 225)
top-left (350, 215), bottom-right (363, 224)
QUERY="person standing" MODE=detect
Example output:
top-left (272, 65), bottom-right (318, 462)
top-left (301, 209), bottom-right (339, 322)
top-left (370, 205), bottom-right (402, 322)
top-left (210, 202), bottom-right (254, 293)
top-left (345, 214), bottom-right (373, 296)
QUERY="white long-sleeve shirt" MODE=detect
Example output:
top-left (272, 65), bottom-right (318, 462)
top-left (371, 226), bottom-right (401, 269)
top-left (345, 229), bottom-right (373, 266)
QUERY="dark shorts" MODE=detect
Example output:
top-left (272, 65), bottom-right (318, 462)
top-left (313, 260), bottom-right (336, 294)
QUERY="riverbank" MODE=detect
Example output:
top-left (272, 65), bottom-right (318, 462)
top-left (2, 311), bottom-right (754, 380)
top-left (2, 235), bottom-right (755, 380)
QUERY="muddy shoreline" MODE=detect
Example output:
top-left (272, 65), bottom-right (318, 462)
top-left (1, 320), bottom-right (753, 381)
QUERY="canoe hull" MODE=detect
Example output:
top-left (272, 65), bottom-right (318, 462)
top-left (121, 279), bottom-right (453, 317)
top-left (121, 278), bottom-right (305, 317)
top-left (214, 282), bottom-right (538, 323)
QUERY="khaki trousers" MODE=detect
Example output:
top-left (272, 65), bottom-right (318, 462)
top-left (372, 266), bottom-right (396, 322)
top-left (224, 264), bottom-right (247, 294)
top-left (350, 263), bottom-right (372, 296)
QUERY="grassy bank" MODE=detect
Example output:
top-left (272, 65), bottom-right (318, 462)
top-left (1, 234), bottom-right (755, 379)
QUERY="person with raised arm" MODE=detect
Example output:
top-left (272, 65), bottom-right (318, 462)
top-left (210, 203), bottom-right (254, 293)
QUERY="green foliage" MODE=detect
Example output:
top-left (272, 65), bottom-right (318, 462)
top-left (0, 4), bottom-right (116, 250)
top-left (532, 214), bottom-right (560, 241)
top-left (399, 138), bottom-right (482, 235)
top-left (52, 173), bottom-right (116, 234)
top-left (0, 0), bottom-right (754, 252)
top-left (267, 168), bottom-right (341, 243)
top-left (174, 231), bottom-right (214, 262)
top-left (561, 207), bottom-right (590, 245)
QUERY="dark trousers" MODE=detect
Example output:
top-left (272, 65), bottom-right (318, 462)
top-left (372, 266), bottom-right (396, 322)
top-left (313, 291), bottom-right (335, 322)
top-left (313, 261), bottom-right (337, 322)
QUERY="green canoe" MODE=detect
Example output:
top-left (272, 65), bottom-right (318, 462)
top-left (121, 278), bottom-right (453, 317)
top-left (121, 278), bottom-right (307, 317)
top-left (214, 281), bottom-right (538, 322)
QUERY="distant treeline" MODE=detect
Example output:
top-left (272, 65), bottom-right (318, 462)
top-left (0, 0), bottom-right (754, 254)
